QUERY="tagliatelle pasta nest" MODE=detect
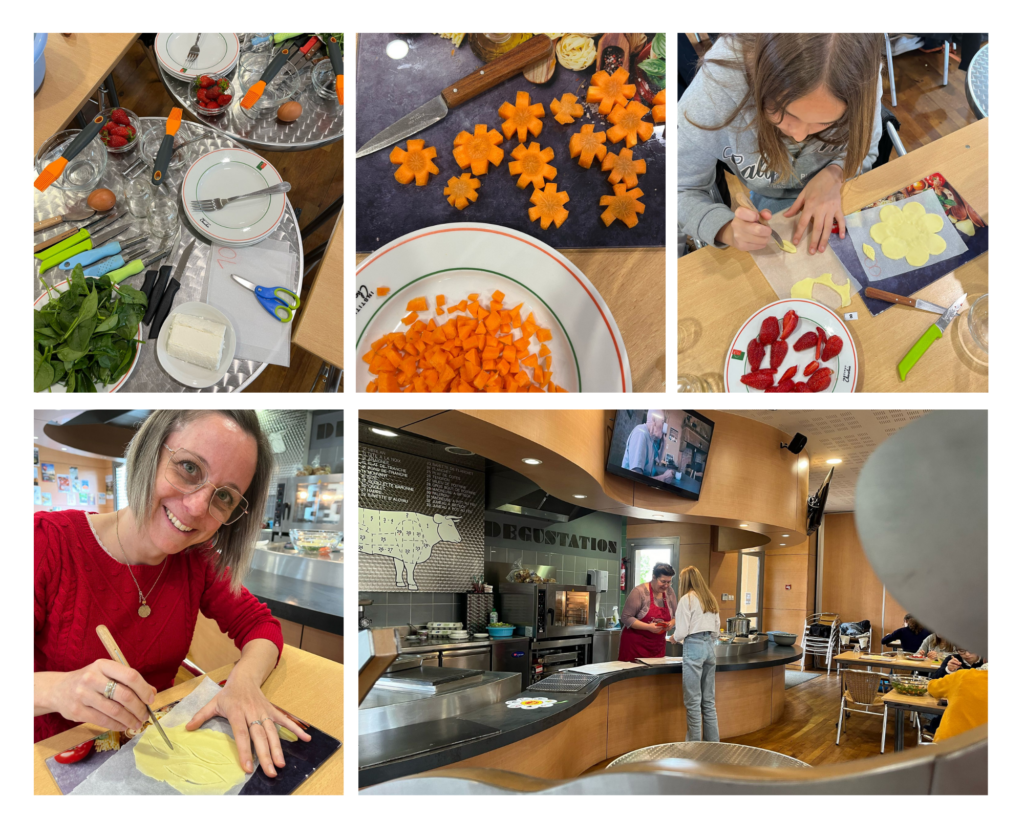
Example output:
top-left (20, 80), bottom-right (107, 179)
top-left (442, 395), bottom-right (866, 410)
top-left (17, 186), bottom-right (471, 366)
top-left (434, 33), bottom-right (465, 48)
top-left (556, 35), bottom-right (597, 71)
top-left (627, 33), bottom-right (647, 52)
top-left (535, 33), bottom-right (565, 40)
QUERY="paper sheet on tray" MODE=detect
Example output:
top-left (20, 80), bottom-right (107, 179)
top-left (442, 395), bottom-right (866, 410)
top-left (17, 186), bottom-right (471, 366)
top-left (573, 661), bottom-right (644, 675)
top-left (749, 210), bottom-right (861, 312)
top-left (70, 676), bottom-right (255, 795)
top-left (204, 239), bottom-right (298, 367)
top-left (844, 189), bottom-right (969, 282)
top-left (636, 656), bottom-right (684, 665)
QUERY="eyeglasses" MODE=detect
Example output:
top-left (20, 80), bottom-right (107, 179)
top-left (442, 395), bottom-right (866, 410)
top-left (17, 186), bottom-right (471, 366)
top-left (163, 445), bottom-right (248, 525)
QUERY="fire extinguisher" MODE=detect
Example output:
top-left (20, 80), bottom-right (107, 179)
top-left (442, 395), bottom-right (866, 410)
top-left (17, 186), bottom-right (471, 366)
top-left (620, 557), bottom-right (628, 591)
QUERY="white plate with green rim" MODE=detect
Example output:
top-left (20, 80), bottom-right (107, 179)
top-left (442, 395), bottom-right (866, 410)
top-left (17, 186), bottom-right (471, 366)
top-left (355, 223), bottom-right (631, 392)
top-left (155, 33), bottom-right (240, 79)
top-left (182, 147), bottom-right (287, 245)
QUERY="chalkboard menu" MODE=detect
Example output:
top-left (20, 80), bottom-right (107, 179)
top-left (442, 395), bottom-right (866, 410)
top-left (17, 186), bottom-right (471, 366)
top-left (358, 444), bottom-right (484, 593)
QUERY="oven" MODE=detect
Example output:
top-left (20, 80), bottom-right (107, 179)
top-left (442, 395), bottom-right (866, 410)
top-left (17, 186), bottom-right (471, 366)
top-left (498, 582), bottom-right (597, 639)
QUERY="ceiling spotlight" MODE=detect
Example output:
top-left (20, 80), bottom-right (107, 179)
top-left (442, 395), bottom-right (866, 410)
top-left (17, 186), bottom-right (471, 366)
top-left (782, 534), bottom-right (790, 538)
top-left (826, 458), bottom-right (842, 464)
top-left (61, 447), bottom-right (68, 451)
top-left (573, 494), bottom-right (587, 499)
top-left (522, 458), bottom-right (543, 466)
top-left (371, 427), bottom-right (398, 437)
top-left (444, 446), bottom-right (476, 456)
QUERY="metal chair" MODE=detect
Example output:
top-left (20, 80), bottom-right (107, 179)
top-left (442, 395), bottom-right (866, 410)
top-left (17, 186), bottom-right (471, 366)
top-left (836, 668), bottom-right (887, 748)
top-left (884, 34), bottom-right (951, 108)
top-left (803, 613), bottom-right (841, 676)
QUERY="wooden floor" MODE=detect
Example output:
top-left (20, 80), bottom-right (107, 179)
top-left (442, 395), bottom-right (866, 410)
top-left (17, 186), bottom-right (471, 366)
top-left (584, 669), bottom-right (926, 773)
top-left (107, 39), bottom-right (344, 392)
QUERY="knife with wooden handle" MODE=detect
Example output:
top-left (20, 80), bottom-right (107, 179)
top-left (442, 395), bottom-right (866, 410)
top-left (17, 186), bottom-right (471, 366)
top-left (864, 287), bottom-right (947, 315)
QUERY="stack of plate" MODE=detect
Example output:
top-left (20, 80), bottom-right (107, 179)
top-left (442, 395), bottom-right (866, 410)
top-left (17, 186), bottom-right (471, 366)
top-left (181, 147), bottom-right (288, 247)
top-left (155, 33), bottom-right (240, 79)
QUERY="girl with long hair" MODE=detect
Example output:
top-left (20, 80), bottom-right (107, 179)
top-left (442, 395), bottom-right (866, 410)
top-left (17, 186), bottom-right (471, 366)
top-left (670, 566), bottom-right (722, 742)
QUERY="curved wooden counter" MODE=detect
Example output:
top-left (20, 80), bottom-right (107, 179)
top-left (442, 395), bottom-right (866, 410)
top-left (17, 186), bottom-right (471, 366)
top-left (360, 645), bottom-right (799, 787)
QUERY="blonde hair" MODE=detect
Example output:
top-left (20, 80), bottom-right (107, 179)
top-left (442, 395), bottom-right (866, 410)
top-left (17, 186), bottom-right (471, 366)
top-left (678, 565), bottom-right (719, 614)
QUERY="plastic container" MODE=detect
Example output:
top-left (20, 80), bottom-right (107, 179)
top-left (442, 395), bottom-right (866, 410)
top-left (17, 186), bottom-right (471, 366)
top-left (487, 625), bottom-right (515, 637)
top-left (290, 529), bottom-right (343, 553)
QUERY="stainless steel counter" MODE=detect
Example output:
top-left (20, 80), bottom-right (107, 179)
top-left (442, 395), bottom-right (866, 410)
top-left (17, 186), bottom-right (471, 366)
top-left (398, 635), bottom-right (524, 653)
top-left (245, 546), bottom-right (343, 634)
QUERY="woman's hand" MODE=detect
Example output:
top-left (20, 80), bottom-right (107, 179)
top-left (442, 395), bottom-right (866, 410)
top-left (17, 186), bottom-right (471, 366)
top-left (666, 619), bottom-right (676, 630)
top-left (784, 164), bottom-right (846, 254)
top-left (37, 660), bottom-right (157, 732)
top-left (187, 672), bottom-right (311, 777)
top-left (926, 650), bottom-right (938, 660)
top-left (945, 656), bottom-right (963, 673)
top-left (716, 207), bottom-right (774, 251)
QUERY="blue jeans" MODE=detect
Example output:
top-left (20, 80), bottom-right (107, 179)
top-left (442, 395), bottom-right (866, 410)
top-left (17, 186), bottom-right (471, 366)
top-left (750, 191), bottom-right (798, 215)
top-left (682, 632), bottom-right (720, 742)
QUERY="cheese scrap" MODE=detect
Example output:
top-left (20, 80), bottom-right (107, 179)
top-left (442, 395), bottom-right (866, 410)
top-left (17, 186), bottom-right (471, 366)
top-left (791, 272), bottom-right (852, 307)
top-left (863, 243), bottom-right (875, 261)
top-left (167, 313), bottom-right (226, 371)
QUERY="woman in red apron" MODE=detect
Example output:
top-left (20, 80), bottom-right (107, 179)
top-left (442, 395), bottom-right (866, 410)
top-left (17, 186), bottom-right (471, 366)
top-left (618, 563), bottom-right (677, 662)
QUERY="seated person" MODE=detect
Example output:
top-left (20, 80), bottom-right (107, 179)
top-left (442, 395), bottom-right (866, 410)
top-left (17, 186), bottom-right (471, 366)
top-left (919, 633), bottom-right (957, 660)
top-left (881, 614), bottom-right (931, 654)
top-left (929, 649), bottom-right (985, 679)
top-left (924, 649), bottom-right (986, 740)
top-left (927, 653), bottom-right (988, 742)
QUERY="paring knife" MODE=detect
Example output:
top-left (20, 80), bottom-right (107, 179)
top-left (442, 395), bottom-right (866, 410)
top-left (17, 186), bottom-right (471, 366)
top-left (864, 287), bottom-right (948, 316)
top-left (152, 108), bottom-right (183, 186)
top-left (732, 188), bottom-right (791, 252)
top-left (325, 35), bottom-right (343, 105)
top-left (82, 239), bottom-right (153, 278)
top-left (58, 235), bottom-right (148, 273)
top-left (34, 208), bottom-right (95, 233)
top-left (288, 36), bottom-right (320, 69)
top-left (897, 293), bottom-right (968, 381)
top-left (34, 114), bottom-right (107, 191)
top-left (240, 40), bottom-right (298, 109)
top-left (105, 248), bottom-right (172, 285)
top-left (356, 35), bottom-right (553, 158)
top-left (34, 212), bottom-right (117, 255)
top-left (39, 224), bottom-right (130, 273)
top-left (95, 625), bottom-right (173, 750)
top-left (147, 239), bottom-right (196, 337)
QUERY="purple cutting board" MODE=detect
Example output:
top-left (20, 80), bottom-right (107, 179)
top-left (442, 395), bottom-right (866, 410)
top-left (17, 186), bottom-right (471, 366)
top-left (355, 34), bottom-right (665, 253)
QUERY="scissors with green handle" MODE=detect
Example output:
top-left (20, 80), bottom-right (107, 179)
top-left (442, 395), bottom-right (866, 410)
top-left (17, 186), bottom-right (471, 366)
top-left (231, 274), bottom-right (300, 322)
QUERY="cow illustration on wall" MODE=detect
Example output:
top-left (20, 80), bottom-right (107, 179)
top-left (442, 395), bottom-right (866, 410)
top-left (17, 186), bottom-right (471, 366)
top-left (358, 509), bottom-right (463, 590)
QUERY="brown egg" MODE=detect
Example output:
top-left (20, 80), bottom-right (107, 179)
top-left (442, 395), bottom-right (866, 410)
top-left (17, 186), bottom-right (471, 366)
top-left (87, 188), bottom-right (116, 211)
top-left (277, 101), bottom-right (303, 123)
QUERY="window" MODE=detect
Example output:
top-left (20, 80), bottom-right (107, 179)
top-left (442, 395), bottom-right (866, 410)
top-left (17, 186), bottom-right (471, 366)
top-left (736, 552), bottom-right (764, 630)
top-left (114, 465), bottom-right (128, 511)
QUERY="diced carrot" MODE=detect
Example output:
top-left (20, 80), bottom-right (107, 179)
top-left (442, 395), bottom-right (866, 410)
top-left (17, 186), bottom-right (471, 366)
top-left (537, 328), bottom-right (552, 342)
top-left (539, 343), bottom-right (551, 357)
top-left (436, 294), bottom-right (446, 307)
top-left (377, 287), bottom-right (390, 297)
top-left (436, 307), bottom-right (444, 316)
top-left (406, 296), bottom-right (429, 312)
top-left (492, 289), bottom-right (505, 302)
top-left (522, 353), bottom-right (539, 369)
top-left (468, 293), bottom-right (480, 301)
top-left (367, 379), bottom-right (378, 392)
top-left (401, 312), bottom-right (418, 326)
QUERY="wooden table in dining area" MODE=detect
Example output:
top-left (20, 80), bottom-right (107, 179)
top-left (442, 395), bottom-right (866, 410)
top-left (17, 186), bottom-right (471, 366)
top-left (678, 118), bottom-right (989, 392)
top-left (881, 690), bottom-right (946, 752)
top-left (33, 644), bottom-right (344, 795)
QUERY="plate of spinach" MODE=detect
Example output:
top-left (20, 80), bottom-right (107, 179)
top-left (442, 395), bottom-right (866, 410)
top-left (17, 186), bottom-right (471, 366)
top-left (34, 266), bottom-right (148, 393)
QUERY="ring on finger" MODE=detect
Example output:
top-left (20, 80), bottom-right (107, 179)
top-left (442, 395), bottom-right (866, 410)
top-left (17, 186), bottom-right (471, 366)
top-left (104, 680), bottom-right (118, 700)
top-left (251, 720), bottom-right (263, 727)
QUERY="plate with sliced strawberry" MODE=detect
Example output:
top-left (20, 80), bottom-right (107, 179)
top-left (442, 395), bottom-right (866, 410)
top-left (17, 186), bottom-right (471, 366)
top-left (724, 298), bottom-right (858, 393)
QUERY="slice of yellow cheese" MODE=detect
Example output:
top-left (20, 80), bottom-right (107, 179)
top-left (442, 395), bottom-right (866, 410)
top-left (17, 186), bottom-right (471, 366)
top-left (862, 243), bottom-right (875, 261)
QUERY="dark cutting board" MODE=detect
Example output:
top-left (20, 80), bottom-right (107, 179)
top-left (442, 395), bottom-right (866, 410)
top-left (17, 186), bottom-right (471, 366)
top-left (356, 34), bottom-right (666, 253)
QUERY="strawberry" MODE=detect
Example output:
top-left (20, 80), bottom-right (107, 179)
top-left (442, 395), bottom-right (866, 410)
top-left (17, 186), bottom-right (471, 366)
top-left (807, 367), bottom-right (834, 392)
top-left (102, 120), bottom-right (115, 132)
top-left (821, 334), bottom-right (844, 362)
top-left (740, 370), bottom-right (776, 390)
top-left (110, 125), bottom-right (130, 138)
top-left (747, 338), bottom-right (765, 371)
top-left (815, 326), bottom-right (827, 360)
top-left (196, 87), bottom-right (208, 101)
top-left (775, 378), bottom-right (795, 392)
top-left (769, 340), bottom-right (788, 369)
top-left (781, 365), bottom-right (798, 383)
top-left (100, 132), bottom-right (109, 144)
top-left (217, 94), bottom-right (232, 106)
top-left (758, 316), bottom-right (779, 345)
top-left (793, 381), bottom-right (810, 392)
top-left (793, 331), bottom-right (817, 352)
top-left (804, 360), bottom-right (819, 377)
top-left (110, 108), bottom-right (130, 126)
top-left (125, 125), bottom-right (136, 137)
top-left (780, 309), bottom-right (799, 340)
top-left (199, 75), bottom-right (216, 88)
top-left (215, 78), bottom-right (231, 93)
top-left (108, 135), bottom-right (128, 148)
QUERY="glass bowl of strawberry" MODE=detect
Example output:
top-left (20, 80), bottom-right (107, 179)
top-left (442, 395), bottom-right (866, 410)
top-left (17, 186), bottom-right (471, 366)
top-left (191, 73), bottom-right (234, 116)
top-left (98, 107), bottom-right (141, 154)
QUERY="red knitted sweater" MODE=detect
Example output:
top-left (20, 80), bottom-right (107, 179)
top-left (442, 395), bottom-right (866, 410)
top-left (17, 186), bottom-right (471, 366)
top-left (34, 510), bottom-right (283, 742)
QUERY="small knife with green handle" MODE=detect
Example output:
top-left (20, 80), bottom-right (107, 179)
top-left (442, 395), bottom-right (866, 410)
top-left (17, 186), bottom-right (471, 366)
top-left (34, 212), bottom-right (125, 260)
top-left (897, 293), bottom-right (967, 381)
top-left (104, 249), bottom-right (171, 285)
top-left (39, 224), bottom-right (130, 273)
top-left (58, 235), bottom-right (148, 273)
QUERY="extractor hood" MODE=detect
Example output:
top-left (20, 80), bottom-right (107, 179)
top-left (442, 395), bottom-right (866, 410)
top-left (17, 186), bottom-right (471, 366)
top-left (486, 460), bottom-right (593, 523)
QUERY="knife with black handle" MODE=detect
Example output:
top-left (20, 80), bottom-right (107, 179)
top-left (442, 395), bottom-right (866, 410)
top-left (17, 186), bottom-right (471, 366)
top-left (148, 239), bottom-right (196, 339)
top-left (143, 265), bottom-right (173, 325)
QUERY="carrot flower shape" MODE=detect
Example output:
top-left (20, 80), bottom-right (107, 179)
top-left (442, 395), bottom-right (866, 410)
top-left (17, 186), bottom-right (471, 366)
top-left (444, 173), bottom-right (481, 210)
top-left (607, 101), bottom-right (654, 148)
top-left (586, 67), bottom-right (636, 115)
top-left (601, 147), bottom-right (647, 189)
top-left (529, 183), bottom-right (570, 229)
top-left (453, 124), bottom-right (505, 175)
top-left (568, 124), bottom-right (607, 169)
top-left (600, 183), bottom-right (645, 228)
top-left (550, 93), bottom-right (584, 125)
top-left (651, 88), bottom-right (667, 123)
top-left (389, 139), bottom-right (439, 186)
top-left (498, 90), bottom-right (546, 143)
top-left (509, 142), bottom-right (557, 190)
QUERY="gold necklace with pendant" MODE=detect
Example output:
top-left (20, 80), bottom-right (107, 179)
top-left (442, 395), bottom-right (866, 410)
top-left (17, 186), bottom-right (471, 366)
top-left (115, 508), bottom-right (168, 618)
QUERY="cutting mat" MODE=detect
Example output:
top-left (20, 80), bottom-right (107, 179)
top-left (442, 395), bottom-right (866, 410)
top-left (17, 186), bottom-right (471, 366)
top-left (355, 34), bottom-right (665, 253)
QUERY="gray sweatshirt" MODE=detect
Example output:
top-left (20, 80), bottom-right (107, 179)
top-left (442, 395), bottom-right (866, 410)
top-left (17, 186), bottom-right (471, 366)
top-left (678, 37), bottom-right (883, 247)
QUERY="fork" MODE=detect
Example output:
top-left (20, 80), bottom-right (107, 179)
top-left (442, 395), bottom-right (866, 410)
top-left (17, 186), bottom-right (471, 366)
top-left (189, 182), bottom-right (292, 211)
top-left (184, 34), bottom-right (202, 67)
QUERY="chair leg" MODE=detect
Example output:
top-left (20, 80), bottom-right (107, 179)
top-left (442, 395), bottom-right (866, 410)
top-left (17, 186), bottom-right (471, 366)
top-left (943, 41), bottom-right (950, 86)
top-left (881, 706), bottom-right (888, 754)
top-left (836, 698), bottom-right (845, 745)
top-left (884, 34), bottom-right (897, 106)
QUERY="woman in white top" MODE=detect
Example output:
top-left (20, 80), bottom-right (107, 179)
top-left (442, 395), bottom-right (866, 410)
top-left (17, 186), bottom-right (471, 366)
top-left (669, 566), bottom-right (722, 742)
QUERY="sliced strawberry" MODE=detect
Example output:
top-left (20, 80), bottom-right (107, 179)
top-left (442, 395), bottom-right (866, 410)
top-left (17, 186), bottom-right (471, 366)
top-left (758, 316), bottom-right (780, 345)
top-left (747, 338), bottom-right (765, 371)
top-left (821, 334), bottom-right (844, 362)
top-left (807, 367), bottom-right (834, 392)
top-left (804, 360), bottom-right (819, 377)
top-left (780, 309), bottom-right (799, 340)
top-left (775, 378), bottom-right (795, 392)
top-left (769, 340), bottom-right (788, 369)
top-left (815, 326), bottom-right (827, 360)
top-left (740, 370), bottom-right (776, 390)
top-left (781, 365), bottom-right (798, 382)
top-left (793, 331), bottom-right (817, 352)
top-left (793, 381), bottom-right (810, 392)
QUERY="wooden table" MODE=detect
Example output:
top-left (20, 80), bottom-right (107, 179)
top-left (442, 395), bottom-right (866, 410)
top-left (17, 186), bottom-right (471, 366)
top-left (34, 645), bottom-right (343, 795)
top-left (835, 650), bottom-right (942, 675)
top-left (356, 247), bottom-right (665, 392)
top-left (34, 34), bottom-right (138, 153)
top-left (678, 118), bottom-right (989, 392)
top-left (294, 213), bottom-right (345, 371)
top-left (882, 690), bottom-right (946, 752)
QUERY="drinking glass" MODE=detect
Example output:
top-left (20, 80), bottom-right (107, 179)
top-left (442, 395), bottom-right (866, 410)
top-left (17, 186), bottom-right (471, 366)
top-left (34, 129), bottom-right (109, 211)
top-left (147, 196), bottom-right (179, 239)
top-left (678, 374), bottom-right (710, 393)
top-left (126, 176), bottom-right (153, 218)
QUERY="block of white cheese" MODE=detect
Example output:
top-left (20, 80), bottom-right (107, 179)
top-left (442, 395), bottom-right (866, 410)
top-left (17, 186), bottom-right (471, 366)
top-left (166, 313), bottom-right (227, 371)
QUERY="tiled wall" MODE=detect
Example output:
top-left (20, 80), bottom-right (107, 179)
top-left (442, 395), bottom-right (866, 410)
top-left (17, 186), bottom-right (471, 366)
top-left (358, 591), bottom-right (466, 628)
top-left (485, 547), bottom-right (621, 618)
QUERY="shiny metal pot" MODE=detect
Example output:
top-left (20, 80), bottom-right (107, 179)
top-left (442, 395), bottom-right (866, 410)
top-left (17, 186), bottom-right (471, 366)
top-left (726, 613), bottom-right (752, 636)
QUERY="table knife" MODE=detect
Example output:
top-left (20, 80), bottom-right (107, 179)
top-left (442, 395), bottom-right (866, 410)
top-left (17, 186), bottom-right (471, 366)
top-left (152, 108), bottom-right (183, 186)
top-left (58, 235), bottom-right (148, 273)
top-left (864, 287), bottom-right (947, 316)
top-left (95, 625), bottom-right (173, 750)
top-left (325, 35), bottom-right (343, 105)
top-left (34, 113), bottom-right (106, 191)
top-left (897, 293), bottom-right (968, 381)
top-left (148, 239), bottom-right (196, 336)
top-left (240, 40), bottom-right (298, 109)
top-left (34, 207), bottom-right (95, 233)
top-left (356, 35), bottom-right (553, 158)
top-left (105, 248), bottom-right (171, 285)
top-left (34, 212), bottom-right (116, 255)
top-left (39, 224), bottom-right (130, 273)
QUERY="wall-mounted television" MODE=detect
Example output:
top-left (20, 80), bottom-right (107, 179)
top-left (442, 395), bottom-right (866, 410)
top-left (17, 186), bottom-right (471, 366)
top-left (606, 410), bottom-right (715, 501)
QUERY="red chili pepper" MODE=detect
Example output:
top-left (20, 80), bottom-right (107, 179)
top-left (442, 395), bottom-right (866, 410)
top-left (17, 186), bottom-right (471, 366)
top-left (54, 739), bottom-right (95, 764)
